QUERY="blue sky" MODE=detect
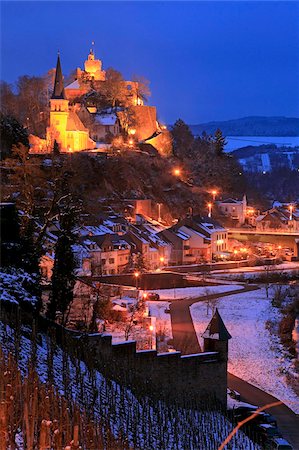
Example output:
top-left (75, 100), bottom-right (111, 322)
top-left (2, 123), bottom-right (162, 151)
top-left (1, 1), bottom-right (299, 123)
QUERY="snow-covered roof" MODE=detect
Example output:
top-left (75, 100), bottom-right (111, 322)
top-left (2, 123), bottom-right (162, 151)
top-left (218, 198), bottom-right (242, 205)
top-left (175, 230), bottom-right (190, 240)
top-left (65, 79), bottom-right (80, 90)
top-left (79, 225), bottom-right (113, 236)
top-left (95, 113), bottom-right (118, 126)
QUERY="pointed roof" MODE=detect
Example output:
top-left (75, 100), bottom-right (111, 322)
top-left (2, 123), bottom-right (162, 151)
top-left (202, 308), bottom-right (232, 341)
top-left (51, 54), bottom-right (66, 100)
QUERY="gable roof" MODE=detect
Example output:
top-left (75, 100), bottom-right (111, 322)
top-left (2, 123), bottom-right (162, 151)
top-left (66, 111), bottom-right (88, 132)
top-left (202, 309), bottom-right (232, 341)
top-left (218, 198), bottom-right (242, 204)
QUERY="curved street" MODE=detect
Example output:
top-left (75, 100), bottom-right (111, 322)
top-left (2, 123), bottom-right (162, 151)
top-left (168, 285), bottom-right (299, 448)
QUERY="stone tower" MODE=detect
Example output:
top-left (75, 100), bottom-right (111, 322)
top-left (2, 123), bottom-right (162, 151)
top-left (84, 47), bottom-right (106, 81)
top-left (202, 308), bottom-right (231, 361)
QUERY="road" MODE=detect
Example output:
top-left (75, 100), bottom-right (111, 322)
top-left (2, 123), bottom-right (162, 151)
top-left (169, 287), bottom-right (299, 449)
top-left (228, 373), bottom-right (299, 449)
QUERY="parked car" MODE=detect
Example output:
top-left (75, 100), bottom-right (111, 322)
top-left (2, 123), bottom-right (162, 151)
top-left (256, 424), bottom-right (282, 443)
top-left (231, 403), bottom-right (258, 420)
top-left (268, 437), bottom-right (293, 450)
top-left (227, 388), bottom-right (241, 401)
top-left (142, 292), bottom-right (160, 301)
top-left (243, 410), bottom-right (277, 427)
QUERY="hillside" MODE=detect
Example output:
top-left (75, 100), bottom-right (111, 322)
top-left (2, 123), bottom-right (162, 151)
top-left (189, 116), bottom-right (299, 137)
top-left (1, 146), bottom-right (246, 224)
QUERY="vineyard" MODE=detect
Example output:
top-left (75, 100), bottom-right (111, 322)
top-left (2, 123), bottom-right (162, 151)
top-left (0, 308), bottom-right (261, 450)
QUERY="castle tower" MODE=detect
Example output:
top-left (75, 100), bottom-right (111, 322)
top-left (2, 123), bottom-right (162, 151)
top-left (202, 309), bottom-right (231, 361)
top-left (49, 54), bottom-right (69, 150)
top-left (84, 46), bottom-right (106, 81)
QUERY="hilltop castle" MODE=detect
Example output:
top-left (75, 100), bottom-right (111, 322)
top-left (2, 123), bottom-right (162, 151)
top-left (30, 48), bottom-right (172, 155)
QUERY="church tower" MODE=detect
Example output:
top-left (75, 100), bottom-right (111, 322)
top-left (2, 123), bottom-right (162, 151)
top-left (47, 53), bottom-right (95, 152)
top-left (49, 54), bottom-right (69, 149)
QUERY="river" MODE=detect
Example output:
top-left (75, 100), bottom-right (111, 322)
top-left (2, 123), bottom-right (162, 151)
top-left (225, 136), bottom-right (299, 153)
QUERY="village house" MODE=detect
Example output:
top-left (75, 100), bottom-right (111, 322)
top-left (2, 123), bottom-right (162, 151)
top-left (158, 215), bottom-right (228, 264)
top-left (125, 222), bottom-right (171, 270)
top-left (256, 206), bottom-right (299, 232)
top-left (216, 195), bottom-right (247, 226)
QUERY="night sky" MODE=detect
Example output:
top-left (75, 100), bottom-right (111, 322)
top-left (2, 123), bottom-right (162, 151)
top-left (1, 1), bottom-right (299, 124)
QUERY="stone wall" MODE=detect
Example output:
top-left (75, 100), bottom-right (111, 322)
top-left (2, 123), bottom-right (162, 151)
top-left (132, 105), bottom-right (157, 141)
top-left (76, 333), bottom-right (227, 406)
top-left (1, 302), bottom-right (228, 408)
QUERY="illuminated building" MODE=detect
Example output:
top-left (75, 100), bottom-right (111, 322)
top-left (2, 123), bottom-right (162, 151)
top-left (47, 54), bottom-right (95, 152)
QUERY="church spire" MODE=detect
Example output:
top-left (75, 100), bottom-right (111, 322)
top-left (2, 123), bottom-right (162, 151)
top-left (51, 53), bottom-right (66, 100)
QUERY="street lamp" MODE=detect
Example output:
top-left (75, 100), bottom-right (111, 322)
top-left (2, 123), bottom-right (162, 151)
top-left (134, 271), bottom-right (140, 289)
top-left (289, 205), bottom-right (294, 221)
top-left (157, 203), bottom-right (162, 222)
top-left (159, 256), bottom-right (165, 267)
top-left (208, 202), bottom-right (212, 218)
top-left (173, 168), bottom-right (181, 177)
top-left (211, 189), bottom-right (218, 201)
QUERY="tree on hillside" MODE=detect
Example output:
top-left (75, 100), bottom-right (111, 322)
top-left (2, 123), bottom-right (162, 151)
top-left (171, 119), bottom-right (194, 158)
top-left (104, 68), bottom-right (127, 108)
top-left (0, 81), bottom-right (16, 116)
top-left (53, 139), bottom-right (60, 156)
top-left (0, 114), bottom-right (29, 159)
top-left (213, 128), bottom-right (227, 157)
top-left (47, 196), bottom-right (79, 325)
top-left (16, 75), bottom-right (49, 136)
top-left (132, 75), bottom-right (151, 104)
top-left (0, 203), bottom-right (22, 268)
top-left (135, 252), bottom-right (147, 272)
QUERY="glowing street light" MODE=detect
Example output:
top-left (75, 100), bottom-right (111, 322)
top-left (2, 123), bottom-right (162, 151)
top-left (128, 128), bottom-right (136, 135)
top-left (159, 256), bottom-right (165, 267)
top-left (211, 189), bottom-right (218, 201)
top-left (134, 271), bottom-right (140, 288)
top-left (207, 202), bottom-right (212, 218)
top-left (173, 168), bottom-right (181, 177)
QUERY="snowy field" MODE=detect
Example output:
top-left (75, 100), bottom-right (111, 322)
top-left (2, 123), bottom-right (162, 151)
top-left (143, 284), bottom-right (243, 300)
top-left (191, 288), bottom-right (299, 413)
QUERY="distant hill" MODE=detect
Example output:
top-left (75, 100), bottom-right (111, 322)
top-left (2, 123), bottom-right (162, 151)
top-left (189, 116), bottom-right (299, 137)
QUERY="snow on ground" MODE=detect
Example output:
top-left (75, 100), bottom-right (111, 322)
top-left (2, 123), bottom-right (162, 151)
top-left (143, 284), bottom-right (243, 300)
top-left (191, 288), bottom-right (299, 413)
top-left (211, 262), bottom-right (299, 277)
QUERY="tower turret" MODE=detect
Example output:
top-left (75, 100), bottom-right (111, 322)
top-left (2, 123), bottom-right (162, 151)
top-left (202, 308), bottom-right (231, 361)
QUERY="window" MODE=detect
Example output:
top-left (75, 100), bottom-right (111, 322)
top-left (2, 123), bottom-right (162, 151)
top-left (109, 258), bottom-right (115, 264)
top-left (101, 259), bottom-right (106, 265)
top-left (56, 120), bottom-right (60, 125)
